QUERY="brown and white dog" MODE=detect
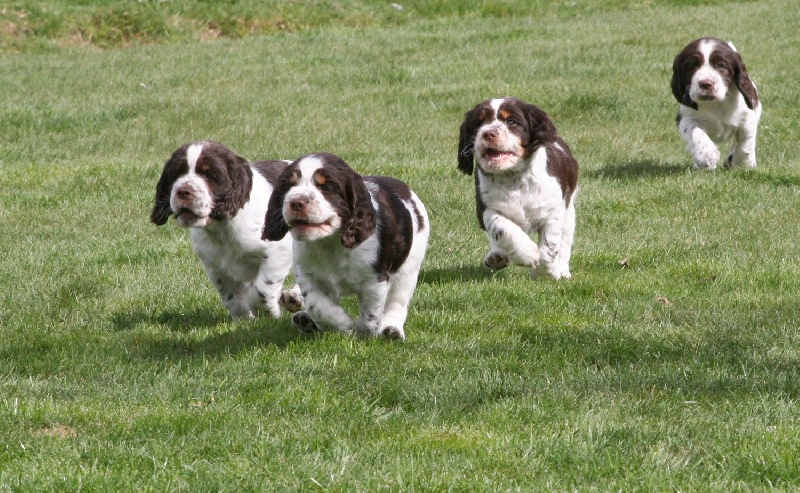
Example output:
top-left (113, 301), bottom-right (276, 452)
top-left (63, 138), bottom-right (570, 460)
top-left (262, 153), bottom-right (429, 340)
top-left (151, 141), bottom-right (301, 320)
top-left (671, 37), bottom-right (762, 170)
top-left (458, 97), bottom-right (579, 280)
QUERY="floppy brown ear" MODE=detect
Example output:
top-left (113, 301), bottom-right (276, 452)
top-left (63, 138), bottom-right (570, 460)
top-left (150, 157), bottom-right (181, 226)
top-left (262, 169), bottom-right (293, 242)
top-left (150, 186), bottom-right (173, 225)
top-left (458, 108), bottom-right (481, 175)
top-left (671, 53), bottom-right (698, 110)
top-left (340, 168), bottom-right (376, 249)
top-left (212, 153), bottom-right (253, 220)
top-left (522, 101), bottom-right (558, 148)
top-left (733, 55), bottom-right (759, 110)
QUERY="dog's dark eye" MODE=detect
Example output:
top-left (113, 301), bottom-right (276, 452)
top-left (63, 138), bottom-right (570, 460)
top-left (318, 180), bottom-right (337, 193)
top-left (506, 119), bottom-right (519, 127)
top-left (715, 62), bottom-right (727, 70)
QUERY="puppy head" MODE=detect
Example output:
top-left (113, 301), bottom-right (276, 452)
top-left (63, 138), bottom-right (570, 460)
top-left (458, 97), bottom-right (557, 175)
top-left (262, 153), bottom-right (376, 249)
top-left (150, 141), bottom-right (253, 228)
top-left (671, 37), bottom-right (758, 110)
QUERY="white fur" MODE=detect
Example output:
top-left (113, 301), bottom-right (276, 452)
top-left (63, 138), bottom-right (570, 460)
top-left (470, 99), bottom-right (576, 280)
top-left (283, 157), bottom-right (429, 340)
top-left (677, 39), bottom-right (762, 170)
top-left (283, 157), bottom-right (342, 242)
top-left (164, 143), bottom-right (297, 319)
top-left (188, 169), bottom-right (296, 319)
top-left (477, 145), bottom-right (576, 280)
top-left (171, 144), bottom-right (214, 228)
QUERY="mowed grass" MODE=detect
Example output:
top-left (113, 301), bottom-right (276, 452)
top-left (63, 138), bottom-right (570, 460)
top-left (1, 0), bottom-right (799, 490)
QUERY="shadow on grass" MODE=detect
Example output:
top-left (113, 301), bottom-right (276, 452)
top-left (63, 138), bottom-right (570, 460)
top-left (419, 265), bottom-right (506, 285)
top-left (733, 170), bottom-right (800, 188)
top-left (111, 308), bottom-right (306, 360)
top-left (112, 307), bottom-right (229, 332)
top-left (518, 323), bottom-right (800, 397)
top-left (584, 159), bottom-right (688, 181)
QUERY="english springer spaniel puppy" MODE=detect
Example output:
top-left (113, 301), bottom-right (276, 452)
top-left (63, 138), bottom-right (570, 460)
top-left (151, 141), bottom-right (302, 320)
top-left (671, 37), bottom-right (762, 170)
top-left (458, 97), bottom-right (579, 280)
top-left (262, 153), bottom-right (429, 340)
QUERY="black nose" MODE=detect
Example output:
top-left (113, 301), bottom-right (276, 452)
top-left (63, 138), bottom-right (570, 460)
top-left (176, 187), bottom-right (193, 200)
top-left (289, 197), bottom-right (308, 212)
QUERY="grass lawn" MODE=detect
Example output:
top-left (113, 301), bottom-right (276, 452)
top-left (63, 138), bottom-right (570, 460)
top-left (1, 0), bottom-right (799, 490)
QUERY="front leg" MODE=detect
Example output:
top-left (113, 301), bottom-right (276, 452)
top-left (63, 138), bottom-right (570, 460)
top-left (204, 268), bottom-right (253, 320)
top-left (302, 286), bottom-right (353, 335)
top-left (245, 246), bottom-right (296, 318)
top-left (534, 215), bottom-right (566, 280)
top-left (482, 210), bottom-right (539, 270)
top-left (245, 276), bottom-right (285, 319)
top-left (728, 118), bottom-right (759, 169)
top-left (678, 117), bottom-right (720, 170)
top-left (354, 281), bottom-right (389, 338)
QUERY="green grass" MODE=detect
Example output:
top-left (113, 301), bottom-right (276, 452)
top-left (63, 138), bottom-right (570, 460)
top-left (2, 0), bottom-right (799, 490)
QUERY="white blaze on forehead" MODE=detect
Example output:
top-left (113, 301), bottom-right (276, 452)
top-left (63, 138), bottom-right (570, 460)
top-left (186, 143), bottom-right (204, 172)
top-left (170, 142), bottom-right (214, 227)
top-left (699, 39), bottom-right (716, 66)
top-left (296, 155), bottom-right (325, 185)
top-left (489, 98), bottom-right (504, 119)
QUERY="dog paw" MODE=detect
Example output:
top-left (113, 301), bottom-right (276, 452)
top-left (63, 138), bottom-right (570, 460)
top-left (692, 146), bottom-right (720, 170)
top-left (279, 286), bottom-right (304, 313)
top-left (728, 152), bottom-right (757, 169)
top-left (291, 311), bottom-right (319, 334)
top-left (381, 326), bottom-right (405, 341)
top-left (531, 262), bottom-right (571, 281)
top-left (484, 251), bottom-right (510, 270)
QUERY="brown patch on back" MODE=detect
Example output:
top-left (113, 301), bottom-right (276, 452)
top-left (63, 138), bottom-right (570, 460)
top-left (545, 139), bottom-right (579, 206)
top-left (251, 160), bottom-right (290, 186)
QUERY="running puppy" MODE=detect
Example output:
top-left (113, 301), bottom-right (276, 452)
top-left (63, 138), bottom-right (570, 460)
top-left (671, 37), bottom-right (762, 170)
top-left (458, 97), bottom-right (578, 280)
top-left (262, 153), bottom-right (429, 340)
top-left (151, 141), bottom-right (301, 319)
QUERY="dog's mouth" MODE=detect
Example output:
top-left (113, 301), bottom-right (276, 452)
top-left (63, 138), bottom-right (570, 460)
top-left (288, 218), bottom-right (336, 238)
top-left (175, 208), bottom-right (211, 227)
top-left (483, 148), bottom-right (517, 160)
top-left (480, 147), bottom-right (521, 169)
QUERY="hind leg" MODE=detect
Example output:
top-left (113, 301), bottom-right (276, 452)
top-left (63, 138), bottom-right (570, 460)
top-left (535, 200), bottom-right (575, 280)
top-left (554, 198), bottom-right (576, 279)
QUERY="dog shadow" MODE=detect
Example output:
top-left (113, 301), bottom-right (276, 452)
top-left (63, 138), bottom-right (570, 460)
top-left (734, 170), bottom-right (800, 188)
top-left (419, 264), bottom-right (506, 285)
top-left (111, 307), bottom-right (303, 360)
top-left (113, 307), bottom-right (228, 332)
top-left (584, 159), bottom-right (688, 181)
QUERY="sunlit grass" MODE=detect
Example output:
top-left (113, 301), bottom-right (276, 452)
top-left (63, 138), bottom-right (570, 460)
top-left (1, 0), bottom-right (798, 490)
